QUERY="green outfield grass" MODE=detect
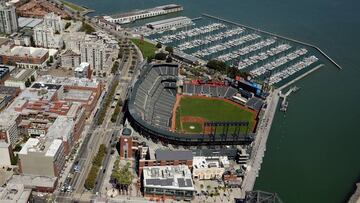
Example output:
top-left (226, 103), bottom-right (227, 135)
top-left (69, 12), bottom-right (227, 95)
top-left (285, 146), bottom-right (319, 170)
top-left (175, 97), bottom-right (255, 134)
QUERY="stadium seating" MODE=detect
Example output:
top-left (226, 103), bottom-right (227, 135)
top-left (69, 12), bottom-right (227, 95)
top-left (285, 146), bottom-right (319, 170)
top-left (182, 83), bottom-right (238, 98)
top-left (133, 65), bottom-right (178, 130)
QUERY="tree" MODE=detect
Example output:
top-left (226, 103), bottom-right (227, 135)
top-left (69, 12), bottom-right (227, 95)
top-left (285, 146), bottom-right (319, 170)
top-left (154, 52), bottom-right (167, 61)
top-left (165, 46), bottom-right (173, 54)
top-left (48, 56), bottom-right (54, 63)
top-left (155, 42), bottom-right (162, 49)
top-left (65, 22), bottom-right (71, 29)
top-left (55, 30), bottom-right (60, 34)
top-left (147, 55), bottom-right (154, 63)
top-left (103, 72), bottom-right (106, 77)
top-left (166, 56), bottom-right (173, 63)
top-left (30, 75), bottom-right (35, 82)
top-left (25, 79), bottom-right (31, 87)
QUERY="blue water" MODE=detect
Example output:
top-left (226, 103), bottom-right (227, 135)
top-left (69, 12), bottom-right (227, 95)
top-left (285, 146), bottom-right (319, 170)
top-left (68, 0), bottom-right (360, 202)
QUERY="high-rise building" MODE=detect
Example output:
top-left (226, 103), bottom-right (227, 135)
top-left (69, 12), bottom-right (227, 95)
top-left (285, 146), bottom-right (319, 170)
top-left (43, 12), bottom-right (63, 32)
top-left (33, 24), bottom-right (63, 49)
top-left (0, 3), bottom-right (18, 34)
top-left (80, 37), bottom-right (106, 70)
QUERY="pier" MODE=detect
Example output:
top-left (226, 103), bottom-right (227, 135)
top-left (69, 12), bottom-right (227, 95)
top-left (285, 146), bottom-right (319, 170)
top-left (278, 86), bottom-right (300, 112)
top-left (279, 64), bottom-right (324, 90)
top-left (202, 13), bottom-right (343, 70)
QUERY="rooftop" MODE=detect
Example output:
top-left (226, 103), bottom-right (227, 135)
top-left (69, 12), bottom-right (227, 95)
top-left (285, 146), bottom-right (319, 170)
top-left (110, 4), bottom-right (181, 19)
top-left (146, 16), bottom-right (191, 27)
top-left (155, 150), bottom-right (193, 161)
top-left (143, 165), bottom-right (195, 191)
top-left (18, 17), bottom-right (43, 28)
top-left (0, 183), bottom-right (31, 203)
top-left (7, 69), bottom-right (36, 82)
top-left (8, 175), bottom-right (57, 189)
top-left (37, 75), bottom-right (99, 88)
top-left (9, 46), bottom-right (48, 58)
top-left (18, 137), bottom-right (62, 157)
top-left (193, 156), bottom-right (230, 169)
top-left (46, 116), bottom-right (74, 142)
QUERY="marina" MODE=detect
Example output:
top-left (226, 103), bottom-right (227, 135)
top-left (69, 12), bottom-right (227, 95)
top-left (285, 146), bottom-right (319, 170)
top-left (147, 14), bottom-right (326, 86)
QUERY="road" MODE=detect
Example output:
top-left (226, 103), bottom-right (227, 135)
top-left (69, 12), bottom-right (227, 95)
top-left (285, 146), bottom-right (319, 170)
top-left (94, 41), bottom-right (143, 195)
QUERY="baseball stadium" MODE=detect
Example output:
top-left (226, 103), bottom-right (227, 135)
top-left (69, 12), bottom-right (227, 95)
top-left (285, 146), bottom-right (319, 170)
top-left (126, 63), bottom-right (263, 146)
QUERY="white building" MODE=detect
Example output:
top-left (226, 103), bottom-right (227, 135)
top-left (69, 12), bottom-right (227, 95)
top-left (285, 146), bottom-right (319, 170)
top-left (80, 36), bottom-right (106, 70)
top-left (146, 16), bottom-right (193, 32)
top-left (0, 3), bottom-right (18, 34)
top-left (61, 49), bottom-right (81, 68)
top-left (33, 24), bottom-right (63, 49)
top-left (143, 165), bottom-right (195, 200)
top-left (0, 110), bottom-right (20, 145)
top-left (63, 32), bottom-right (85, 53)
top-left (75, 62), bottom-right (90, 78)
top-left (43, 12), bottom-right (63, 32)
top-left (0, 141), bottom-right (12, 166)
top-left (0, 183), bottom-right (31, 203)
top-left (18, 138), bottom-right (66, 177)
top-left (4, 69), bottom-right (37, 90)
top-left (104, 4), bottom-right (183, 24)
top-left (192, 156), bottom-right (230, 180)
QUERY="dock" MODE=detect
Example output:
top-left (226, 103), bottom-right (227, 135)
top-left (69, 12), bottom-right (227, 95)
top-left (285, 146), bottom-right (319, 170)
top-left (278, 86), bottom-right (299, 112)
top-left (279, 64), bottom-right (324, 90)
top-left (202, 13), bottom-right (342, 70)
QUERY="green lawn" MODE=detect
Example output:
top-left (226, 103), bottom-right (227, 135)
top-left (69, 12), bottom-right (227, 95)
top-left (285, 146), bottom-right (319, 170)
top-left (176, 97), bottom-right (255, 134)
top-left (131, 39), bottom-right (156, 59)
top-left (60, 0), bottom-right (85, 12)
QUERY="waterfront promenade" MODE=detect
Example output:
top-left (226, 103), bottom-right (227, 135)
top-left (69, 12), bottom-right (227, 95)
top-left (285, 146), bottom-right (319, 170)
top-left (241, 88), bottom-right (280, 197)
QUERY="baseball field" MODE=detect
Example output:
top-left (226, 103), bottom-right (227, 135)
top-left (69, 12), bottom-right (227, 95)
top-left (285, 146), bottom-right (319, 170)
top-left (174, 96), bottom-right (256, 134)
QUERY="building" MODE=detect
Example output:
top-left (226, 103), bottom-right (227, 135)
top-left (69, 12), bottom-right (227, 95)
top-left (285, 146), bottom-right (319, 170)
top-left (138, 149), bottom-right (193, 177)
top-left (43, 12), bottom-right (63, 32)
top-left (74, 62), bottom-right (90, 78)
top-left (63, 32), bottom-right (85, 53)
top-left (4, 69), bottom-right (37, 89)
top-left (8, 174), bottom-right (57, 193)
top-left (35, 75), bottom-right (101, 116)
top-left (0, 183), bottom-right (32, 203)
top-left (104, 4), bottom-right (183, 24)
top-left (118, 127), bottom-right (135, 160)
top-left (0, 46), bottom-right (49, 68)
top-left (0, 141), bottom-right (13, 166)
top-left (16, 0), bottom-right (68, 19)
top-left (17, 17), bottom-right (43, 29)
top-left (192, 156), bottom-right (230, 180)
top-left (0, 110), bottom-right (20, 145)
top-left (142, 165), bottom-right (195, 201)
top-left (33, 24), bottom-right (63, 49)
top-left (80, 36), bottom-right (106, 70)
top-left (0, 66), bottom-right (10, 84)
top-left (0, 3), bottom-right (18, 34)
top-left (18, 138), bottom-right (66, 177)
top-left (146, 17), bottom-right (192, 32)
top-left (0, 86), bottom-right (20, 111)
top-left (60, 49), bottom-right (81, 68)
